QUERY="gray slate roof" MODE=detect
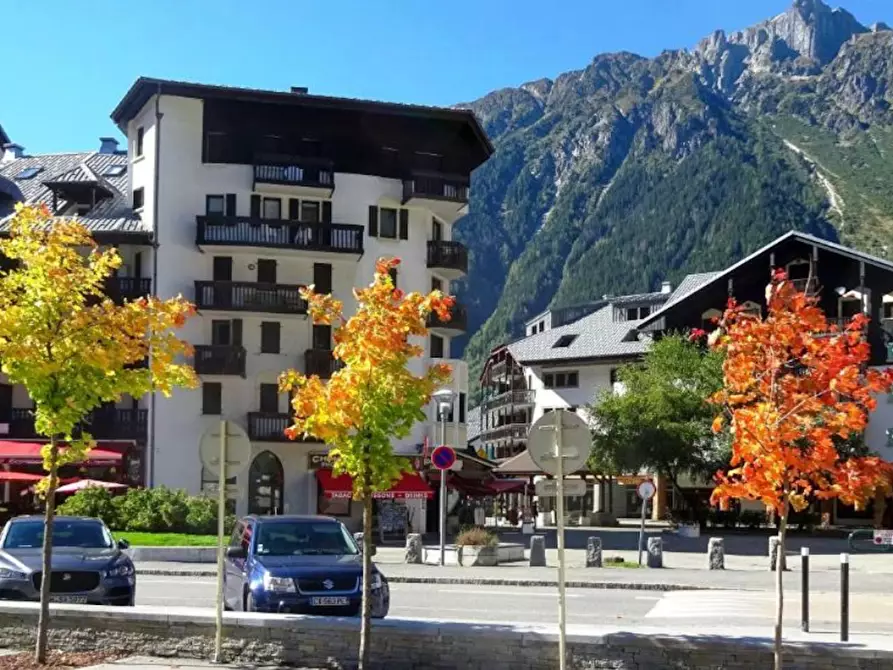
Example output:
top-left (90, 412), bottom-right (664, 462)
top-left (665, 271), bottom-right (722, 307)
top-left (466, 405), bottom-right (481, 443)
top-left (0, 151), bottom-right (144, 235)
top-left (507, 292), bottom-right (670, 365)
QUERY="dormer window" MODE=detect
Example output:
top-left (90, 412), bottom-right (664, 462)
top-left (625, 305), bottom-right (651, 321)
top-left (553, 334), bottom-right (577, 348)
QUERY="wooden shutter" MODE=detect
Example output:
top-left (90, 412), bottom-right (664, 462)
top-left (225, 194), bottom-right (237, 216)
top-left (288, 198), bottom-right (300, 220)
top-left (259, 383), bottom-right (279, 413)
top-left (202, 383), bottom-right (222, 415)
top-left (322, 201), bottom-right (332, 223)
top-left (250, 194), bottom-right (261, 218)
top-left (257, 259), bottom-right (277, 284)
top-left (260, 322), bottom-right (280, 354)
top-left (399, 209), bottom-right (409, 240)
top-left (368, 206), bottom-right (378, 237)
top-left (232, 319), bottom-right (243, 347)
top-left (313, 263), bottom-right (332, 295)
top-left (213, 257), bottom-right (232, 281)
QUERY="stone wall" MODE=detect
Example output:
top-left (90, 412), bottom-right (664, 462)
top-left (0, 602), bottom-right (889, 670)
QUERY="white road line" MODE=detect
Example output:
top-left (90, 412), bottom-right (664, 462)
top-left (433, 588), bottom-right (583, 598)
top-left (645, 591), bottom-right (773, 620)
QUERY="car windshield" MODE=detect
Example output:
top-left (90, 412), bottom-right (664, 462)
top-left (3, 520), bottom-right (113, 549)
top-left (254, 521), bottom-right (359, 556)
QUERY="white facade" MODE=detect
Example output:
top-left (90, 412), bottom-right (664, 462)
top-left (124, 92), bottom-right (472, 529)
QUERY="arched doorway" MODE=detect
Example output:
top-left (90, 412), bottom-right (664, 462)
top-left (248, 451), bottom-right (284, 516)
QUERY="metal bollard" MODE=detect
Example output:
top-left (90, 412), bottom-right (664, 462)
top-left (840, 553), bottom-right (849, 642)
top-left (801, 547), bottom-right (809, 633)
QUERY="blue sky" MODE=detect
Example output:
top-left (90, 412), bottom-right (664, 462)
top-left (3, 0), bottom-right (890, 153)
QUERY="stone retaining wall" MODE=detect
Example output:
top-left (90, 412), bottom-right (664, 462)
top-left (0, 602), bottom-right (889, 669)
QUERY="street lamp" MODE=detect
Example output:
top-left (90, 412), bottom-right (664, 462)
top-left (432, 387), bottom-right (455, 567)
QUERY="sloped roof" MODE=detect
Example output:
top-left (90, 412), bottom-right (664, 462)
top-left (665, 272), bottom-right (722, 307)
top-left (466, 406), bottom-right (481, 443)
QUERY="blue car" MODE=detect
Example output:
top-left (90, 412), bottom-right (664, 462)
top-left (223, 515), bottom-right (389, 617)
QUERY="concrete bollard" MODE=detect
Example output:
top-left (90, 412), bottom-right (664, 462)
top-left (769, 536), bottom-right (787, 571)
top-left (404, 533), bottom-right (422, 564)
top-left (529, 535), bottom-right (547, 567)
top-left (646, 537), bottom-right (663, 568)
top-left (585, 536), bottom-right (603, 568)
top-left (708, 537), bottom-right (725, 570)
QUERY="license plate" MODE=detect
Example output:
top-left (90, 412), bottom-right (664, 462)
top-left (310, 596), bottom-right (350, 606)
top-left (50, 595), bottom-right (88, 604)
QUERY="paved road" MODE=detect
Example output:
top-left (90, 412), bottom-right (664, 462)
top-left (134, 575), bottom-right (893, 634)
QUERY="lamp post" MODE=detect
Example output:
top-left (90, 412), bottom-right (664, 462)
top-left (432, 388), bottom-right (455, 567)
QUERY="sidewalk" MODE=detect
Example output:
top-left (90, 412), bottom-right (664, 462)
top-left (85, 659), bottom-right (301, 669)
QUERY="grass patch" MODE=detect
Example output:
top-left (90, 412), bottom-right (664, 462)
top-left (114, 531), bottom-right (219, 547)
top-left (603, 557), bottom-right (643, 569)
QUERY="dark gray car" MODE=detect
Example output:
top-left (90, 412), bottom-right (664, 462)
top-left (0, 516), bottom-right (135, 605)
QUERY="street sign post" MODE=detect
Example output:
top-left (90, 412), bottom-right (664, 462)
top-left (431, 445), bottom-right (456, 568)
top-left (535, 478), bottom-right (586, 497)
top-left (528, 410), bottom-right (589, 670)
top-left (635, 479), bottom-right (656, 566)
top-left (200, 421), bottom-right (251, 664)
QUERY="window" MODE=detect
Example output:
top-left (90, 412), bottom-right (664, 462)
top-left (432, 218), bottom-right (443, 242)
top-left (202, 383), bottom-right (222, 415)
top-left (257, 259), bottom-right (277, 284)
top-left (14, 167), bottom-right (41, 180)
top-left (544, 371), bottom-right (579, 389)
top-left (430, 334), bottom-right (444, 359)
top-left (260, 322), bottom-right (280, 354)
top-left (553, 334), bottom-right (577, 348)
top-left (262, 197), bottom-right (281, 220)
top-left (132, 187), bottom-right (145, 211)
top-left (431, 277), bottom-right (443, 293)
top-left (213, 256), bottom-right (232, 281)
top-left (259, 384), bottom-right (279, 413)
top-left (301, 201), bottom-right (320, 223)
top-left (313, 263), bottom-right (332, 294)
top-left (626, 306), bottom-right (651, 320)
top-left (102, 165), bottom-right (126, 178)
top-left (312, 324), bottom-right (331, 350)
top-left (883, 303), bottom-right (893, 320)
top-left (379, 208), bottom-right (398, 238)
top-left (206, 195), bottom-right (225, 216)
top-left (539, 322), bottom-right (545, 333)
top-left (459, 393), bottom-right (466, 423)
top-left (135, 127), bottom-right (144, 157)
top-left (388, 268), bottom-right (398, 289)
top-left (212, 320), bottom-right (232, 346)
top-left (318, 486), bottom-right (351, 517)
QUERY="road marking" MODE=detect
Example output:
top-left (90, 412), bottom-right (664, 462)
top-left (645, 590), bottom-right (774, 620)
top-left (634, 596), bottom-right (661, 601)
top-left (434, 588), bottom-right (583, 598)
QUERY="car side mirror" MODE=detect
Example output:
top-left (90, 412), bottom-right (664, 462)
top-left (117, 539), bottom-right (130, 550)
top-left (226, 546), bottom-right (247, 560)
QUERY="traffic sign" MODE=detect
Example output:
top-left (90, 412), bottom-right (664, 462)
top-left (200, 421), bottom-right (252, 478)
top-left (527, 410), bottom-right (589, 476)
top-left (636, 480), bottom-right (656, 501)
top-left (535, 478), bottom-right (586, 497)
top-left (874, 530), bottom-right (893, 546)
top-left (431, 445), bottom-right (456, 471)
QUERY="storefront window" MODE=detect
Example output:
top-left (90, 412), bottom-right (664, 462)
top-left (317, 492), bottom-right (351, 517)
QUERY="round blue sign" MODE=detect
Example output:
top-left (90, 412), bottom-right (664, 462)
top-left (431, 445), bottom-right (456, 471)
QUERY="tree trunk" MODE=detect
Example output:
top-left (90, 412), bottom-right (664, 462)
top-left (36, 438), bottom-right (59, 664)
top-left (358, 493), bottom-right (373, 670)
top-left (774, 502), bottom-right (789, 670)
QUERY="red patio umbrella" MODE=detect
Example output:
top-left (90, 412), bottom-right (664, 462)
top-left (55, 479), bottom-right (128, 494)
top-left (0, 472), bottom-right (43, 482)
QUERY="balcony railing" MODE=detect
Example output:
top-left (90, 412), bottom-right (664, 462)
top-left (403, 172), bottom-right (469, 204)
top-left (195, 281), bottom-right (308, 315)
top-left (482, 390), bottom-right (536, 411)
top-left (247, 412), bottom-right (291, 442)
top-left (427, 302), bottom-right (468, 332)
top-left (254, 163), bottom-right (334, 190)
top-left (194, 345), bottom-right (246, 377)
top-left (480, 423), bottom-right (529, 442)
top-left (196, 216), bottom-right (363, 255)
top-left (305, 349), bottom-right (343, 378)
top-left (105, 277), bottom-right (152, 304)
top-left (427, 241), bottom-right (468, 275)
top-left (7, 407), bottom-right (147, 440)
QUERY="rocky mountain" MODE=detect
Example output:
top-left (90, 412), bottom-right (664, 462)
top-left (455, 0), bottom-right (893, 397)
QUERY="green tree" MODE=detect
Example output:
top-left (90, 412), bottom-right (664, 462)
top-left (588, 333), bottom-right (725, 521)
top-left (0, 205), bottom-right (197, 663)
top-left (280, 257), bottom-right (453, 670)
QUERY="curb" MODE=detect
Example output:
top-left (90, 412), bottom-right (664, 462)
top-left (135, 568), bottom-right (708, 591)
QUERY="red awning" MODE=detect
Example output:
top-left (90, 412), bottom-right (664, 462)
top-left (0, 471), bottom-right (43, 482)
top-left (315, 470), bottom-right (433, 500)
top-left (0, 441), bottom-right (123, 465)
top-left (489, 478), bottom-right (529, 493)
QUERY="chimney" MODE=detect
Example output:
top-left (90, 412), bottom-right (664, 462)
top-left (99, 137), bottom-right (120, 154)
top-left (1, 143), bottom-right (24, 163)
top-left (290, 86), bottom-right (309, 95)
top-left (661, 280), bottom-right (672, 294)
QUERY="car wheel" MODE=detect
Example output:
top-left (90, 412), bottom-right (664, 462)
top-left (371, 580), bottom-right (390, 619)
top-left (244, 590), bottom-right (257, 612)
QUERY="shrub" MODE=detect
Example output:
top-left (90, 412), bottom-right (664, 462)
top-left (739, 510), bottom-right (766, 529)
top-left (185, 495), bottom-right (218, 535)
top-left (455, 526), bottom-right (498, 547)
top-left (58, 486), bottom-right (119, 528)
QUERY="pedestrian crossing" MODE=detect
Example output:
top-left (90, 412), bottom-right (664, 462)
top-left (644, 590), bottom-right (775, 620)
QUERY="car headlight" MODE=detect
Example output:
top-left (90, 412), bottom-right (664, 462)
top-left (263, 573), bottom-right (295, 593)
top-left (0, 568), bottom-right (25, 580)
top-left (105, 563), bottom-right (135, 578)
top-left (370, 572), bottom-right (383, 589)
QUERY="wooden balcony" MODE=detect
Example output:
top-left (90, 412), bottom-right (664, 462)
top-left (305, 349), bottom-right (343, 379)
top-left (194, 281), bottom-right (307, 315)
top-left (7, 407), bottom-right (147, 440)
top-left (105, 277), bottom-right (152, 304)
top-left (402, 171), bottom-right (469, 222)
top-left (253, 159), bottom-right (335, 198)
top-left (196, 216), bottom-right (363, 257)
top-left (427, 301), bottom-right (467, 334)
top-left (480, 423), bottom-right (529, 443)
top-left (482, 390), bottom-right (536, 411)
top-left (427, 240), bottom-right (468, 279)
top-left (194, 345), bottom-right (246, 377)
top-left (247, 412), bottom-right (291, 442)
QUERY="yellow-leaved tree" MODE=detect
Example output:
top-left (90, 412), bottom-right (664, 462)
top-left (0, 205), bottom-right (198, 663)
top-left (280, 257), bottom-right (453, 670)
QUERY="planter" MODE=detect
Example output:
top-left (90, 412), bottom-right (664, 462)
top-left (422, 542), bottom-right (524, 566)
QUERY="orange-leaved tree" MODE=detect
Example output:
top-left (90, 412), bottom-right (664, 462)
top-left (280, 257), bottom-right (453, 670)
top-left (710, 271), bottom-right (893, 670)
top-left (0, 205), bottom-right (198, 663)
